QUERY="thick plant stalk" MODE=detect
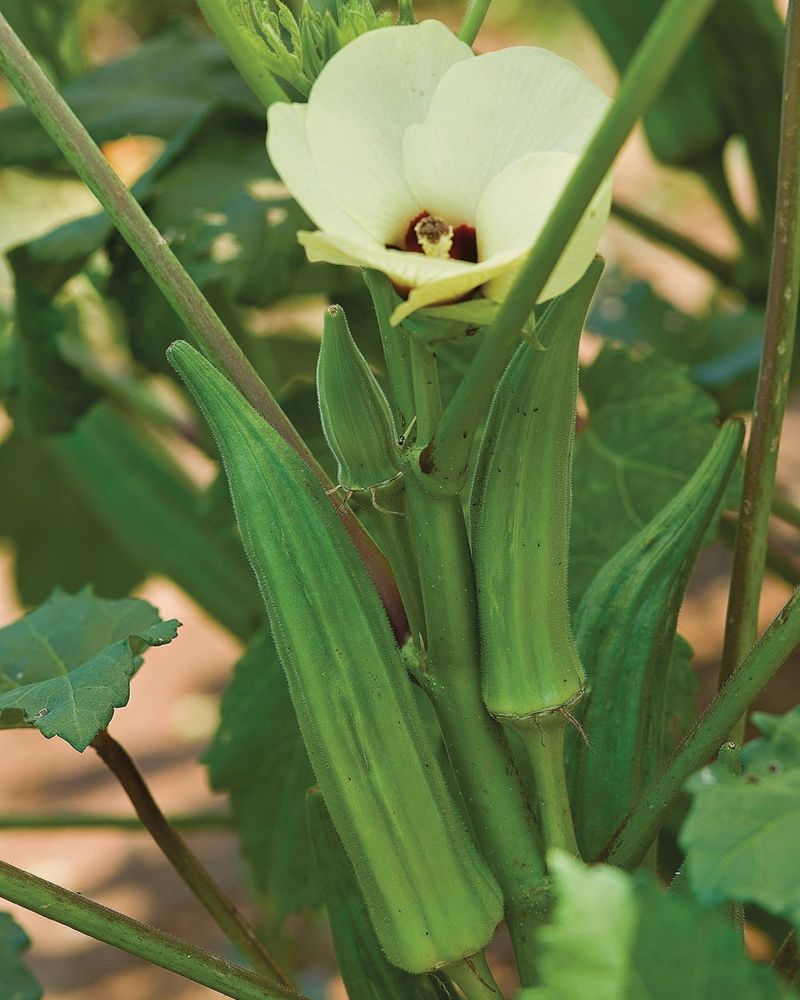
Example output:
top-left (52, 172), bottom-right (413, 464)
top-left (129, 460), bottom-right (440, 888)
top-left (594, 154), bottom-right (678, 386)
top-left (601, 586), bottom-right (800, 870)
top-left (0, 10), bottom-right (407, 639)
top-left (518, 713), bottom-right (580, 857)
top-left (428, 0), bottom-right (725, 489)
top-left (196, 0), bottom-right (289, 108)
top-left (91, 731), bottom-right (293, 989)
top-left (0, 859), bottom-right (304, 1000)
top-left (404, 342), bottom-right (547, 985)
top-left (718, 0), bottom-right (800, 733)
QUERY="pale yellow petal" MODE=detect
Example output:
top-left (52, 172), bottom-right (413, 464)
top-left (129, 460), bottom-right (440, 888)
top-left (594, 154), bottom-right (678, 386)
top-left (266, 102), bottom-right (368, 242)
top-left (476, 150), bottom-right (612, 303)
top-left (403, 47), bottom-right (610, 226)
top-left (305, 21), bottom-right (473, 244)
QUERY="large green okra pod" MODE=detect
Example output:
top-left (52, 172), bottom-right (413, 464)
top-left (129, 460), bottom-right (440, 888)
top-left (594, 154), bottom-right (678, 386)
top-left (471, 260), bottom-right (603, 725)
top-left (570, 419), bottom-right (743, 860)
top-left (168, 341), bottom-right (503, 975)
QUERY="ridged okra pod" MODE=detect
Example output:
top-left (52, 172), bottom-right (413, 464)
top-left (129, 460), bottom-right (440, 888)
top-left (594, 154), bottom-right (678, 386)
top-left (570, 419), bottom-right (743, 859)
top-left (317, 303), bottom-right (424, 636)
top-left (168, 341), bottom-right (503, 975)
top-left (471, 259), bottom-right (603, 726)
top-left (317, 304), bottom-right (401, 497)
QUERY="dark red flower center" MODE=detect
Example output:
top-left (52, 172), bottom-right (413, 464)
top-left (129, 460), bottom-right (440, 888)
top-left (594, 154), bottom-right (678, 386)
top-left (402, 210), bottom-right (478, 263)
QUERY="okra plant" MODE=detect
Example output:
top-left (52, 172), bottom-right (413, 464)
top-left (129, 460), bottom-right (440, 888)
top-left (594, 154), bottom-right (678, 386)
top-left (0, 0), bottom-right (799, 996)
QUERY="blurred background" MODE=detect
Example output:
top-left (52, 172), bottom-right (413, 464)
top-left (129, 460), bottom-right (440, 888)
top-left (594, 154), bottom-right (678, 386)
top-left (1, 0), bottom-right (799, 996)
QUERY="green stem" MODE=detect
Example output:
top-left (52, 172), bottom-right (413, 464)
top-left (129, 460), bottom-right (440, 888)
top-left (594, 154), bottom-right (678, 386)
top-left (91, 731), bottom-right (293, 990)
top-left (364, 270), bottom-right (416, 436)
top-left (445, 953), bottom-right (501, 998)
top-left (717, 0), bottom-right (800, 741)
top-left (702, 153), bottom-right (763, 254)
top-left (772, 494), bottom-right (800, 532)
top-left (397, 0), bottom-right (416, 25)
top-left (429, 0), bottom-right (724, 490)
top-left (195, 0), bottom-right (289, 108)
top-left (458, 0), bottom-right (493, 45)
top-left (0, 859), bottom-right (304, 1000)
top-left (610, 201), bottom-right (737, 286)
top-left (409, 340), bottom-right (443, 443)
top-left (404, 353), bottom-right (546, 985)
top-left (0, 812), bottom-right (232, 832)
top-left (515, 713), bottom-right (580, 858)
top-left (0, 10), bottom-right (407, 635)
top-left (601, 586), bottom-right (800, 870)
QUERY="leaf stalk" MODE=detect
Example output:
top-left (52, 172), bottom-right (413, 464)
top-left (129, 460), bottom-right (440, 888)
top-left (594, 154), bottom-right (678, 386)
top-left (717, 0), bottom-right (800, 734)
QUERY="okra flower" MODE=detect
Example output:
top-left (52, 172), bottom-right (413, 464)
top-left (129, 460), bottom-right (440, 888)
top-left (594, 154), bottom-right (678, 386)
top-left (267, 20), bottom-right (612, 324)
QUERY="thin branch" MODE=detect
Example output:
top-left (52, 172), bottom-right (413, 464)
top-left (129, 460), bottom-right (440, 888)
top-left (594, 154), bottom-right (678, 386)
top-left (91, 731), bottom-right (293, 990)
top-left (0, 811), bottom-right (233, 832)
top-left (458, 0), bottom-right (493, 45)
top-left (718, 0), bottom-right (800, 733)
top-left (0, 858), bottom-right (305, 1000)
top-left (611, 201), bottom-right (737, 286)
top-left (601, 586), bottom-right (800, 870)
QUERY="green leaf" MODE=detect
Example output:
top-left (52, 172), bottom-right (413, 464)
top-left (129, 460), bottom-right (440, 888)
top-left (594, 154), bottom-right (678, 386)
top-left (307, 789), bottom-right (453, 1000)
top-left (0, 26), bottom-right (259, 169)
top-left (0, 429), bottom-right (147, 605)
top-left (1, 0), bottom-right (84, 82)
top-left (0, 589), bottom-right (180, 751)
top-left (0, 912), bottom-right (42, 1000)
top-left (589, 273), bottom-right (765, 415)
top-left (682, 706), bottom-right (800, 930)
top-left (525, 854), bottom-right (786, 1000)
top-left (570, 344), bottom-right (732, 605)
top-left (206, 632), bottom-right (320, 921)
top-left (108, 107), bottom-right (321, 372)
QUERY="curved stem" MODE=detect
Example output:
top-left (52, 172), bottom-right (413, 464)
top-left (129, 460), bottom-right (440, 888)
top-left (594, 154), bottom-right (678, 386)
top-left (458, 0), bottom-right (493, 45)
top-left (601, 586), bottom-right (800, 870)
top-left (515, 713), bottom-right (580, 858)
top-left (196, 0), bottom-right (289, 108)
top-left (610, 201), bottom-right (737, 287)
top-left (0, 859), bottom-right (304, 1000)
top-left (0, 10), bottom-right (407, 640)
top-left (429, 0), bottom-right (725, 490)
top-left (717, 0), bottom-right (800, 739)
top-left (91, 731), bottom-right (293, 990)
top-left (0, 812), bottom-right (232, 832)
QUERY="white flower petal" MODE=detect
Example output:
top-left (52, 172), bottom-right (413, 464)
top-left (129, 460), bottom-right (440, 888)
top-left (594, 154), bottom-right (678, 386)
top-left (266, 103), bottom-right (369, 242)
top-left (305, 21), bottom-right (473, 244)
top-left (300, 229), bottom-right (470, 286)
top-left (477, 150), bottom-right (612, 304)
top-left (403, 47), bottom-right (610, 225)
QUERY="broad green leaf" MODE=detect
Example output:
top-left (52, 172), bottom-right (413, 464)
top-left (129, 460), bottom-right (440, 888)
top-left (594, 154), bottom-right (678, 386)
top-left (682, 707), bottom-right (800, 930)
top-left (0, 912), bottom-right (42, 1000)
top-left (206, 632), bottom-right (320, 920)
top-left (0, 589), bottom-right (180, 751)
top-left (570, 344), bottom-right (733, 605)
top-left (525, 854), bottom-right (786, 1000)
top-left (52, 405), bottom-right (262, 641)
top-left (307, 790), bottom-right (453, 1000)
top-left (3, 107), bottom-right (221, 430)
top-left (1, 0), bottom-right (84, 82)
top-left (0, 429), bottom-right (147, 605)
top-left (0, 26), bottom-right (259, 169)
top-left (108, 107), bottom-right (324, 372)
top-left (589, 272), bottom-right (765, 415)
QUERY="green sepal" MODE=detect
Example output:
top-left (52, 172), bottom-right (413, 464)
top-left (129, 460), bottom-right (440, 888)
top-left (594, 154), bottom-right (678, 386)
top-left (307, 789), bottom-right (456, 999)
top-left (471, 259), bottom-right (603, 721)
top-left (317, 303), bottom-right (401, 493)
top-left (168, 341), bottom-right (503, 974)
top-left (569, 419), bottom-right (744, 859)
